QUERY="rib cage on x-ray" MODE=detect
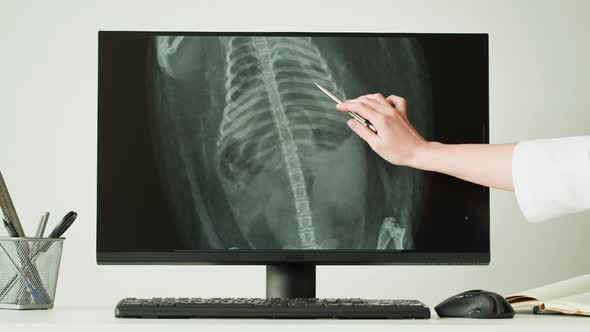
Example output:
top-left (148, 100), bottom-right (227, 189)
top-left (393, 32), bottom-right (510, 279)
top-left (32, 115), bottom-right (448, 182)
top-left (217, 37), bottom-right (350, 248)
top-left (150, 35), bottom-right (433, 250)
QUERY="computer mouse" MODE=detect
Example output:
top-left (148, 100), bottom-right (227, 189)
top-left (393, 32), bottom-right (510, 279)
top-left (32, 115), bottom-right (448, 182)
top-left (435, 290), bottom-right (515, 319)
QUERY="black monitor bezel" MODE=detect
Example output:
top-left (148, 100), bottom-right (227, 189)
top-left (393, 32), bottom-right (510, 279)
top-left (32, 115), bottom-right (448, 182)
top-left (96, 31), bottom-right (490, 266)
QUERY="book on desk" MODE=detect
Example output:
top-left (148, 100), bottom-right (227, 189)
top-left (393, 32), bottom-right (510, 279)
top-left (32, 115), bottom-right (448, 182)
top-left (506, 274), bottom-right (590, 316)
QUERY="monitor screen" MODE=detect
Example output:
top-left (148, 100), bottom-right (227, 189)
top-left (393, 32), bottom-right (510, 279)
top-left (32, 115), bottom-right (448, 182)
top-left (97, 32), bottom-right (489, 264)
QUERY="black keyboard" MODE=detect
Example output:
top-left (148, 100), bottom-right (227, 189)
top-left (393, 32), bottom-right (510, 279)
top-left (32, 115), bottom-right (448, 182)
top-left (115, 297), bottom-right (430, 319)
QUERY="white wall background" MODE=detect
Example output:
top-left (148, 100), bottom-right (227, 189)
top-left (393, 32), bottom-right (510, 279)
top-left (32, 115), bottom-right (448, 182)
top-left (0, 0), bottom-right (589, 308)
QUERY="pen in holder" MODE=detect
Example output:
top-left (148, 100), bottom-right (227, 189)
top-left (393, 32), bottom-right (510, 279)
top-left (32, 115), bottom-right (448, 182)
top-left (0, 237), bottom-right (64, 309)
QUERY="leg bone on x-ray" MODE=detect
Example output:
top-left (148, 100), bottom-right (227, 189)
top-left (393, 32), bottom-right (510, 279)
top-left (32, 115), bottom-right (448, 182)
top-left (377, 217), bottom-right (407, 250)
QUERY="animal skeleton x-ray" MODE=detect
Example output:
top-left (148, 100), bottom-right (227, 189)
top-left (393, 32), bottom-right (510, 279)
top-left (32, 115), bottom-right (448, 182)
top-left (147, 35), bottom-right (433, 250)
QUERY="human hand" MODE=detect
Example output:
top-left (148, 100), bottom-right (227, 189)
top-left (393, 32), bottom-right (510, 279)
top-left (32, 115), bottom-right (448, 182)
top-left (336, 93), bottom-right (428, 167)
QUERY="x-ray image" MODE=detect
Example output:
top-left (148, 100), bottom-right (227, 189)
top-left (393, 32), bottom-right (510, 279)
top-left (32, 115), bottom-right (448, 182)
top-left (147, 35), bottom-right (434, 250)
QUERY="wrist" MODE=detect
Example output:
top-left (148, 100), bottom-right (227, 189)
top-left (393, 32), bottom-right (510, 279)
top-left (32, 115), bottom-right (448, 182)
top-left (409, 141), bottom-right (444, 171)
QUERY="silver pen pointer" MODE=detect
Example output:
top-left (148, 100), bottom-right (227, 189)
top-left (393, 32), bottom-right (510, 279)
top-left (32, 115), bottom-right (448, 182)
top-left (314, 82), bottom-right (378, 133)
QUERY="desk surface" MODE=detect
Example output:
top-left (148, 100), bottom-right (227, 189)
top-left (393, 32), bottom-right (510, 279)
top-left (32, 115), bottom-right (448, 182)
top-left (1, 306), bottom-right (588, 332)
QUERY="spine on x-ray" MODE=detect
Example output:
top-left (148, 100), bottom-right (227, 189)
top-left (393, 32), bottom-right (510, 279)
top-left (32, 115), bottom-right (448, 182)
top-left (255, 37), bottom-right (317, 248)
top-left (218, 36), bottom-right (345, 248)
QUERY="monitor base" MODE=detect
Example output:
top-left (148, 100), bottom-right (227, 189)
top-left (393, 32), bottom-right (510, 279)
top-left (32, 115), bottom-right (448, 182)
top-left (266, 263), bottom-right (316, 298)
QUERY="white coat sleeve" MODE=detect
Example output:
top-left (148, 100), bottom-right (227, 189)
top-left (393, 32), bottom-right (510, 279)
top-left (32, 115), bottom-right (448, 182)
top-left (512, 136), bottom-right (590, 223)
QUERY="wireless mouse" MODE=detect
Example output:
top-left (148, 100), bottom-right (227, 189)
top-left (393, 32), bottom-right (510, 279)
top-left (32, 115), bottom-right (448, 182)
top-left (435, 290), bottom-right (515, 319)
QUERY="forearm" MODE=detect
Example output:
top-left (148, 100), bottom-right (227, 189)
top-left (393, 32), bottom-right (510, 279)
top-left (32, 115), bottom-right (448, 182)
top-left (335, 94), bottom-right (516, 191)
top-left (412, 142), bottom-right (516, 191)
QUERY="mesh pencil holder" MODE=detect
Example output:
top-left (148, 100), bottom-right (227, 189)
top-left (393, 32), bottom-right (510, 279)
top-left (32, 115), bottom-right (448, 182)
top-left (0, 237), bottom-right (64, 309)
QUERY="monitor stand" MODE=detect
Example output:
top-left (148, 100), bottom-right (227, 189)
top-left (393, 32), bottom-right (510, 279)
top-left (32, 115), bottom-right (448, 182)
top-left (266, 263), bottom-right (315, 298)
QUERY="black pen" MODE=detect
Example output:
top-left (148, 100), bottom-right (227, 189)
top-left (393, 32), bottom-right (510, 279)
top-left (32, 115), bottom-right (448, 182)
top-left (47, 211), bottom-right (78, 238)
top-left (2, 217), bottom-right (18, 237)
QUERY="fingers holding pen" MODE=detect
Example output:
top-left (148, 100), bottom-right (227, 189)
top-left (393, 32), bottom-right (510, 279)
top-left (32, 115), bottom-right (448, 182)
top-left (336, 100), bottom-right (385, 126)
top-left (354, 95), bottom-right (392, 114)
top-left (362, 93), bottom-right (391, 108)
top-left (347, 119), bottom-right (378, 147)
top-left (334, 92), bottom-right (427, 167)
top-left (337, 93), bottom-right (398, 116)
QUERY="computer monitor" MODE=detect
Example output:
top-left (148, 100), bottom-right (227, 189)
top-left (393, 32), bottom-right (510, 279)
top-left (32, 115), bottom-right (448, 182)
top-left (97, 31), bottom-right (489, 298)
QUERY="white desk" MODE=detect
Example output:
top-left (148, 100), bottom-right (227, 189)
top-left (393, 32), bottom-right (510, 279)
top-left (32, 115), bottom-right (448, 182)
top-left (1, 306), bottom-right (588, 332)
